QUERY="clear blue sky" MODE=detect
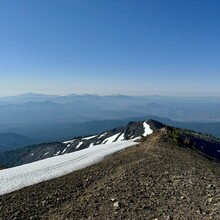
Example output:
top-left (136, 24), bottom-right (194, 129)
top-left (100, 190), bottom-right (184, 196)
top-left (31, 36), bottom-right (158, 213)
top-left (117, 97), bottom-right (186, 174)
top-left (0, 0), bottom-right (220, 96)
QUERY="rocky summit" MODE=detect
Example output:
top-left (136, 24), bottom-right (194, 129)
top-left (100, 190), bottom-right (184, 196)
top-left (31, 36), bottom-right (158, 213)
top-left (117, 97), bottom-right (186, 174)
top-left (0, 123), bottom-right (220, 220)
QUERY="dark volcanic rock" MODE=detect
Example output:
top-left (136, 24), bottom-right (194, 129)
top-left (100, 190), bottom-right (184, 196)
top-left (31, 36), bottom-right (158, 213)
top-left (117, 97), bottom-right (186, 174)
top-left (0, 142), bottom-right (67, 167)
top-left (124, 121), bottom-right (144, 139)
top-left (147, 119), bottom-right (165, 130)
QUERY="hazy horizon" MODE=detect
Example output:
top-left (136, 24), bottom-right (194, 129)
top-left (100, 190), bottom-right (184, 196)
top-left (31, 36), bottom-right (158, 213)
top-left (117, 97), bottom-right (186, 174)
top-left (0, 0), bottom-right (220, 97)
top-left (2, 91), bottom-right (220, 98)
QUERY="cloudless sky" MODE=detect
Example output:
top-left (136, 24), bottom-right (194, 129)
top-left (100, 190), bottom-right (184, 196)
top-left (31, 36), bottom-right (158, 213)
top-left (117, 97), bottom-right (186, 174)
top-left (0, 0), bottom-right (220, 96)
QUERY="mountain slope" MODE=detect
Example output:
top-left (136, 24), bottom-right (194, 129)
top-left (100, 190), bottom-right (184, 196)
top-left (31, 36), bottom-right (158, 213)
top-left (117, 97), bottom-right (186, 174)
top-left (1, 126), bottom-right (220, 219)
top-left (1, 118), bottom-right (220, 170)
top-left (0, 120), bottom-right (163, 168)
top-left (0, 132), bottom-right (36, 152)
top-left (0, 139), bottom-right (138, 195)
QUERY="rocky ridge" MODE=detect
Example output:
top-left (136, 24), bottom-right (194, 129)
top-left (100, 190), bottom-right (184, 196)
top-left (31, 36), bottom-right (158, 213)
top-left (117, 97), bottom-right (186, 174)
top-left (0, 120), bottom-right (164, 168)
top-left (0, 126), bottom-right (220, 219)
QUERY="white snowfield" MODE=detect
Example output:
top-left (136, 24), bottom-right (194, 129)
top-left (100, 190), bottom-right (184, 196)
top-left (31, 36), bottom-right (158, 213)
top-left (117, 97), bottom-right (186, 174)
top-left (0, 120), bottom-right (154, 196)
top-left (0, 139), bottom-right (138, 195)
top-left (143, 121), bottom-right (153, 136)
top-left (102, 133), bottom-right (121, 144)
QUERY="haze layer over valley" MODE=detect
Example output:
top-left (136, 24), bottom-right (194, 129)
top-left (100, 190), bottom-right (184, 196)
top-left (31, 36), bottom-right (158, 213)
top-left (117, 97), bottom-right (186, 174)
top-left (1, 93), bottom-right (220, 152)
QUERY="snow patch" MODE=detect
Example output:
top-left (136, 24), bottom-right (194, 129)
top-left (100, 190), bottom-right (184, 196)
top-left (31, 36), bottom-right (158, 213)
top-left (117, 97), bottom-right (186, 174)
top-left (0, 140), bottom-right (138, 195)
top-left (98, 132), bottom-right (107, 139)
top-left (63, 139), bottom-right (75, 144)
top-left (102, 133), bottom-right (121, 144)
top-left (89, 143), bottom-right (94, 147)
top-left (62, 148), bottom-right (67, 154)
top-left (55, 151), bottom-right (60, 156)
top-left (132, 136), bottom-right (142, 141)
top-left (117, 133), bottom-right (124, 141)
top-left (44, 152), bottom-right (49, 156)
top-left (82, 135), bottom-right (97, 140)
top-left (75, 141), bottom-right (83, 149)
top-left (143, 121), bottom-right (153, 137)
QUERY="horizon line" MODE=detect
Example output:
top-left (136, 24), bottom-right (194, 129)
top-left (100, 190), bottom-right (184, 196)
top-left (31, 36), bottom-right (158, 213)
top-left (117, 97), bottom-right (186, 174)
top-left (1, 92), bottom-right (220, 99)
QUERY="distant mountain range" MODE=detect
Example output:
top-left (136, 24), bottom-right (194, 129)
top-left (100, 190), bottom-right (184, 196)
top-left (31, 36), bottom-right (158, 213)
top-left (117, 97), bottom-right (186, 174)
top-left (1, 93), bottom-right (220, 124)
top-left (1, 93), bottom-right (220, 153)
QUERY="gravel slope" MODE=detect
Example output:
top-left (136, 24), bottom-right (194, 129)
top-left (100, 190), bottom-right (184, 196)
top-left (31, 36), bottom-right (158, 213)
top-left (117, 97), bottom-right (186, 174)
top-left (1, 128), bottom-right (220, 220)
